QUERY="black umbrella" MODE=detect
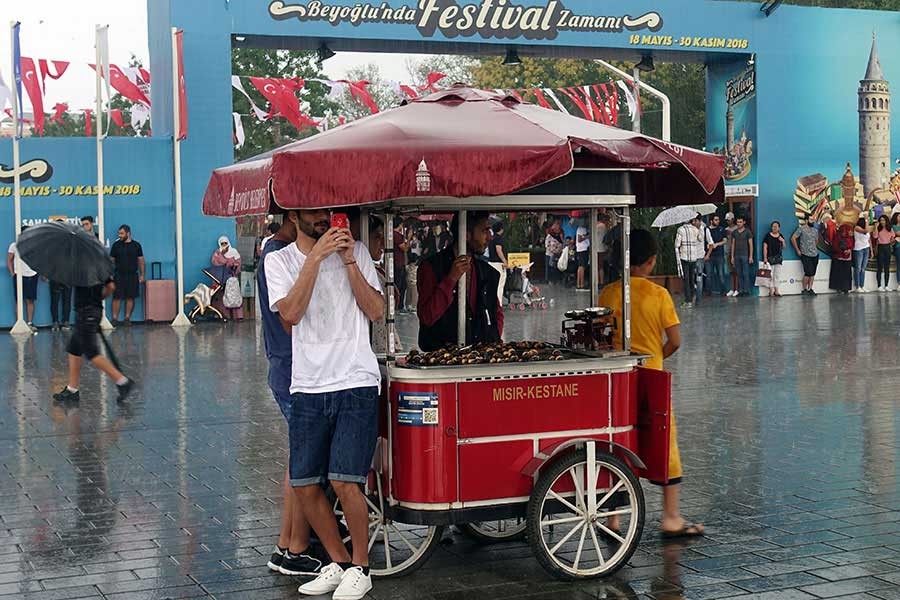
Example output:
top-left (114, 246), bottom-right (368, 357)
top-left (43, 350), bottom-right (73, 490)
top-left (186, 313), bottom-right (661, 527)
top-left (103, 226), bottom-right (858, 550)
top-left (17, 221), bottom-right (114, 288)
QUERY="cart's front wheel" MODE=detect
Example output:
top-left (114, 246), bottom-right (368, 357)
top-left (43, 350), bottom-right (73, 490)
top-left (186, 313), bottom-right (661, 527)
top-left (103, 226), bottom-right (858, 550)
top-left (334, 479), bottom-right (444, 578)
top-left (456, 519), bottom-right (527, 544)
top-left (526, 447), bottom-right (644, 580)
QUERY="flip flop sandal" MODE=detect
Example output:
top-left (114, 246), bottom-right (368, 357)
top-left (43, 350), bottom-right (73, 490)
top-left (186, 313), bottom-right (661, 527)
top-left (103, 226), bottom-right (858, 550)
top-left (660, 523), bottom-right (704, 539)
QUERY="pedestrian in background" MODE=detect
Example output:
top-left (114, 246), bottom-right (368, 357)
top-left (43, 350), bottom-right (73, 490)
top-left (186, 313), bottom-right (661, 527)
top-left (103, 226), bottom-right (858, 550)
top-left (109, 225), bottom-right (144, 325)
top-left (730, 216), bottom-right (754, 297)
top-left (544, 221), bottom-right (563, 285)
top-left (595, 213), bottom-right (609, 287)
top-left (724, 212), bottom-right (740, 297)
top-left (892, 213), bottom-right (900, 291)
top-left (762, 221), bottom-right (785, 297)
top-left (81, 216), bottom-right (99, 239)
top-left (852, 217), bottom-right (871, 293)
top-left (873, 214), bottom-right (893, 292)
top-left (393, 218), bottom-right (409, 312)
top-left (791, 213), bottom-right (820, 295)
top-left (7, 227), bottom-right (39, 332)
top-left (704, 214), bottom-right (728, 296)
top-left (575, 221), bottom-right (590, 291)
top-left (674, 214), bottom-right (707, 307)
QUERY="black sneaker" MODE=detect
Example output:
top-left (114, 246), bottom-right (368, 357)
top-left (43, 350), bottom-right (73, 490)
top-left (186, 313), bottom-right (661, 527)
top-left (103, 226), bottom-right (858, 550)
top-left (278, 549), bottom-right (322, 576)
top-left (267, 546), bottom-right (286, 572)
top-left (809, 289), bottom-right (817, 296)
top-left (116, 379), bottom-right (134, 402)
top-left (53, 388), bottom-right (80, 403)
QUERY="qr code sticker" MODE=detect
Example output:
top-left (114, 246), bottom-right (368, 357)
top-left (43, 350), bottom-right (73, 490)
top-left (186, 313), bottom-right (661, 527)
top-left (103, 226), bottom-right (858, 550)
top-left (422, 408), bottom-right (439, 425)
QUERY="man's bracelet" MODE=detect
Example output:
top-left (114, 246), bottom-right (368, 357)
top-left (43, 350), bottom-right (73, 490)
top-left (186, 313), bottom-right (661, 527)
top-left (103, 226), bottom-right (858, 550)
top-left (344, 260), bottom-right (357, 266)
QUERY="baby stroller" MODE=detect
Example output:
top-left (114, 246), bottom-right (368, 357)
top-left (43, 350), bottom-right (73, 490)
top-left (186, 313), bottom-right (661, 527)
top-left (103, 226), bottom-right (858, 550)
top-left (505, 263), bottom-right (547, 311)
top-left (184, 266), bottom-right (228, 323)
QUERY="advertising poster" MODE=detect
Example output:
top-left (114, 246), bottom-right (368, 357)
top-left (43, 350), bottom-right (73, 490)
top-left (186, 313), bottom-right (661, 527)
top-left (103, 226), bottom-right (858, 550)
top-left (707, 61), bottom-right (758, 198)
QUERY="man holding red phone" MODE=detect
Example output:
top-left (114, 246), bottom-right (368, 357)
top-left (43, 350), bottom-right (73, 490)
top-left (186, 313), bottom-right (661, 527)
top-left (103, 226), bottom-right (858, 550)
top-left (266, 209), bottom-right (384, 600)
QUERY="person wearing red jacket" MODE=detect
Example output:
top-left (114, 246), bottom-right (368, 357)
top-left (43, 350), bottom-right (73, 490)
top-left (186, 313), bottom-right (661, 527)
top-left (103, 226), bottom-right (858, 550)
top-left (417, 212), bottom-right (504, 351)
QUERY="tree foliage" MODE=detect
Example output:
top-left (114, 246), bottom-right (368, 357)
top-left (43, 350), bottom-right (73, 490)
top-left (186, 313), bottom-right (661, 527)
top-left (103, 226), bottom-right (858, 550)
top-left (730, 0), bottom-right (897, 8)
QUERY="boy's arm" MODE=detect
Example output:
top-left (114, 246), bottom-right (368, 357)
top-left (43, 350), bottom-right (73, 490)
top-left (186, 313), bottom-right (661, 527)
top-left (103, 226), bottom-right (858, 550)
top-left (663, 324), bottom-right (681, 359)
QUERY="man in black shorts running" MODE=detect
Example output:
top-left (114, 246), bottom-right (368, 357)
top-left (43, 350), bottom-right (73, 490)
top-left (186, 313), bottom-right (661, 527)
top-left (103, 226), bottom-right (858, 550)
top-left (53, 278), bottom-right (134, 403)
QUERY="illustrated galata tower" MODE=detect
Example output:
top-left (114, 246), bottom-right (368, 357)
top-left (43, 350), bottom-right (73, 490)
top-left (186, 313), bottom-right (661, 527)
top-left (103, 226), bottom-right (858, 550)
top-left (858, 33), bottom-right (891, 197)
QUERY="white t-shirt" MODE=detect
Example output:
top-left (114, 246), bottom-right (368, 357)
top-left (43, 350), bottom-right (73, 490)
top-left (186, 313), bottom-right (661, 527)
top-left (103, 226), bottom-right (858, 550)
top-left (576, 226), bottom-right (591, 252)
top-left (853, 231), bottom-right (870, 251)
top-left (7, 243), bottom-right (37, 277)
top-left (596, 222), bottom-right (608, 253)
top-left (266, 241), bottom-right (383, 395)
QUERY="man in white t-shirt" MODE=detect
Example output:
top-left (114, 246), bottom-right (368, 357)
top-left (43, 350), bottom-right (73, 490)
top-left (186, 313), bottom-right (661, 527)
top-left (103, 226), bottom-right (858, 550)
top-left (266, 209), bottom-right (384, 600)
top-left (575, 223), bottom-right (591, 291)
top-left (7, 229), bottom-right (40, 330)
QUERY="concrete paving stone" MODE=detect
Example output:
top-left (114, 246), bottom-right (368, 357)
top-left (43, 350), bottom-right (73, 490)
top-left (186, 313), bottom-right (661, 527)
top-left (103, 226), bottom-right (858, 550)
top-left (2, 292), bottom-right (900, 599)
top-left (719, 591), bottom-right (818, 600)
top-left (799, 577), bottom-right (898, 598)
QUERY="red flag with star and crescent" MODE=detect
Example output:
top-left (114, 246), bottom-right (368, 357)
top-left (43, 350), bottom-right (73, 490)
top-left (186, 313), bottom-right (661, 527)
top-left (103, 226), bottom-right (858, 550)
top-left (20, 58), bottom-right (45, 135)
top-left (175, 30), bottom-right (188, 140)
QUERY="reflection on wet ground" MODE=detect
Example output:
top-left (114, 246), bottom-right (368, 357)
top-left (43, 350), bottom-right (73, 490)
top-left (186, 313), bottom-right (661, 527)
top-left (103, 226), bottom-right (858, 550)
top-left (0, 287), bottom-right (898, 599)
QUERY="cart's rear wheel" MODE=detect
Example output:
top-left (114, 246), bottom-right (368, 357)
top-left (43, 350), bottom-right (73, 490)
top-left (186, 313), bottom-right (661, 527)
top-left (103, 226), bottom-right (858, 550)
top-left (456, 519), bottom-right (527, 544)
top-left (526, 447), bottom-right (644, 581)
top-left (333, 476), bottom-right (444, 578)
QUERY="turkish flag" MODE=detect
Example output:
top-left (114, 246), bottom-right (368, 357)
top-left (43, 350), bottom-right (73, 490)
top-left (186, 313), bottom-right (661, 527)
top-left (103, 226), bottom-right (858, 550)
top-left (249, 77), bottom-right (318, 131)
top-left (175, 30), bottom-right (188, 140)
top-left (138, 68), bottom-right (151, 84)
top-left (418, 71), bottom-right (447, 93)
top-left (91, 63), bottom-right (151, 106)
top-left (532, 89), bottom-right (552, 109)
top-left (50, 102), bottom-right (68, 124)
top-left (38, 59), bottom-right (69, 93)
top-left (110, 109), bottom-right (125, 128)
top-left (20, 58), bottom-right (45, 135)
top-left (399, 84), bottom-right (418, 99)
top-left (337, 80), bottom-right (379, 114)
top-left (83, 109), bottom-right (93, 137)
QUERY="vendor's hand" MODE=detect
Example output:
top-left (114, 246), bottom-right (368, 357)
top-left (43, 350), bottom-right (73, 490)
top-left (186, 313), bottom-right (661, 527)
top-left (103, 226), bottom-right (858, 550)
top-left (449, 255), bottom-right (472, 281)
top-left (309, 227), bottom-right (348, 263)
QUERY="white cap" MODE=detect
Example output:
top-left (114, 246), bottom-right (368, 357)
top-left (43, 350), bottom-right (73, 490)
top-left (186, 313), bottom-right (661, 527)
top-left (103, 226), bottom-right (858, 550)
top-left (725, 211), bottom-right (735, 221)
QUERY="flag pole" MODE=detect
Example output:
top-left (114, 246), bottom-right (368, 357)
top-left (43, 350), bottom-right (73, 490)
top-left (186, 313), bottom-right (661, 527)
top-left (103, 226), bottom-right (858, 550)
top-left (96, 25), bottom-right (114, 331)
top-left (9, 21), bottom-right (29, 335)
top-left (171, 27), bottom-right (190, 327)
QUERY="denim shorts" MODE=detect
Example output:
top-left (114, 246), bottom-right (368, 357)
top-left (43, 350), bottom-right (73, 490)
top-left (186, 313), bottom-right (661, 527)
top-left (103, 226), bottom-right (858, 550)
top-left (289, 386), bottom-right (378, 487)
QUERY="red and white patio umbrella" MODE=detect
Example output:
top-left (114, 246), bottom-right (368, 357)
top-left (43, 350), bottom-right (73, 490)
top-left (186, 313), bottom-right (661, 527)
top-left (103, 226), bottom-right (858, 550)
top-left (202, 86), bottom-right (725, 216)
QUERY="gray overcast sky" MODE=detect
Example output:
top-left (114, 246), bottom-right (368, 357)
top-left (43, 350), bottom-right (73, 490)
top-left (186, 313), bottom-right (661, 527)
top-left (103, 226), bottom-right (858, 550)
top-left (0, 0), bottom-right (413, 114)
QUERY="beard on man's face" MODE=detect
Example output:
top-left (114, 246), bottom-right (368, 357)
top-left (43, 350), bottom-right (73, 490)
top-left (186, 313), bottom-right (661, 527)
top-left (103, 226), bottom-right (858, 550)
top-left (300, 219), bottom-right (330, 239)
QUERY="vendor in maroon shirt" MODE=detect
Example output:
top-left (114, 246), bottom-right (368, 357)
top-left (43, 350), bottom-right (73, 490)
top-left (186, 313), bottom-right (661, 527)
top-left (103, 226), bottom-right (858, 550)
top-left (417, 212), bottom-right (504, 351)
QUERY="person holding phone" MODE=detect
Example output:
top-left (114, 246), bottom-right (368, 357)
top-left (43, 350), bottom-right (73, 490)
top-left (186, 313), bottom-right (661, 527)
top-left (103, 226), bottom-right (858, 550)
top-left (416, 211), bottom-right (504, 351)
top-left (266, 209), bottom-right (384, 600)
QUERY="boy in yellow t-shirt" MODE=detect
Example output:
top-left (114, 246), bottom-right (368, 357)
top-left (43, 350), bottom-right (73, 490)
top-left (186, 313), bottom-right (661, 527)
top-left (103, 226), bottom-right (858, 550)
top-left (598, 229), bottom-right (704, 538)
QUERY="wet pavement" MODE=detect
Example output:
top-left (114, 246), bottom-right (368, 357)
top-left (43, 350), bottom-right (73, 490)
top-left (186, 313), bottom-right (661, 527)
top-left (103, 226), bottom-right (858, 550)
top-left (1, 286), bottom-right (899, 600)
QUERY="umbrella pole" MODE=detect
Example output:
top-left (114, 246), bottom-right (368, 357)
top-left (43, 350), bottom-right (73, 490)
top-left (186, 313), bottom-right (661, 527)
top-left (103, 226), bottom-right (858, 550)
top-left (9, 22), bottom-right (30, 335)
top-left (457, 211), bottom-right (466, 348)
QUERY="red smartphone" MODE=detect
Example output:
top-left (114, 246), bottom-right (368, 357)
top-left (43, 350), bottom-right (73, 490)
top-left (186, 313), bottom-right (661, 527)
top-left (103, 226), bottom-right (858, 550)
top-left (331, 212), bottom-right (349, 230)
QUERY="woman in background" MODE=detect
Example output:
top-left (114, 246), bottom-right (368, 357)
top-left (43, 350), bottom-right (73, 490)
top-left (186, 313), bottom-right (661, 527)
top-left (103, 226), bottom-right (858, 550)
top-left (852, 217), bottom-right (871, 293)
top-left (873, 215), bottom-right (893, 292)
top-left (762, 221), bottom-right (785, 297)
top-left (211, 236), bottom-right (244, 321)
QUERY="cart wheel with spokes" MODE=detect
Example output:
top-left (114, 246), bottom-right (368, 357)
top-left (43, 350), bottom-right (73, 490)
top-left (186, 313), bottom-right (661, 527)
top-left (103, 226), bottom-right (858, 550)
top-left (456, 519), bottom-right (527, 544)
top-left (333, 475), bottom-right (444, 578)
top-left (526, 448), bottom-right (644, 580)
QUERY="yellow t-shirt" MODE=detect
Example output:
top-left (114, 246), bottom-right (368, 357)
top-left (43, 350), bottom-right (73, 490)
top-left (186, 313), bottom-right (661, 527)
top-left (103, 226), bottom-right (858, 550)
top-left (598, 277), bottom-right (680, 371)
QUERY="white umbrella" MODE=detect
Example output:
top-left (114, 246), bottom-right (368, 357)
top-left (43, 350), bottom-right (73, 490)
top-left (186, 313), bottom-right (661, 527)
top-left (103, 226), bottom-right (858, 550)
top-left (652, 203), bottom-right (719, 228)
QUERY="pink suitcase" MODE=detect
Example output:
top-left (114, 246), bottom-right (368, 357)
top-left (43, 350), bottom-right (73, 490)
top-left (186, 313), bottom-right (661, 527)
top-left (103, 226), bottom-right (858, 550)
top-left (144, 262), bottom-right (177, 322)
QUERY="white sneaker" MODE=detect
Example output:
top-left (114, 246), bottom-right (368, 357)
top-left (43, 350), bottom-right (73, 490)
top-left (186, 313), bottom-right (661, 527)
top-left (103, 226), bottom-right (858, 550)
top-left (298, 562), bottom-right (344, 596)
top-left (726, 290), bottom-right (734, 297)
top-left (333, 566), bottom-right (373, 600)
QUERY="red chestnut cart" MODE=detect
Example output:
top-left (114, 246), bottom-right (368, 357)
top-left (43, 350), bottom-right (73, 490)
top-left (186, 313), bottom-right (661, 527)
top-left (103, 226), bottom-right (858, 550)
top-left (202, 87), bottom-right (726, 581)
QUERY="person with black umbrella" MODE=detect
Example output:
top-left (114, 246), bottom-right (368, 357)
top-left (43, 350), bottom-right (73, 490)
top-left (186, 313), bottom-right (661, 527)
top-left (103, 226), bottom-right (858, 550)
top-left (53, 277), bottom-right (134, 403)
top-left (16, 221), bottom-right (134, 403)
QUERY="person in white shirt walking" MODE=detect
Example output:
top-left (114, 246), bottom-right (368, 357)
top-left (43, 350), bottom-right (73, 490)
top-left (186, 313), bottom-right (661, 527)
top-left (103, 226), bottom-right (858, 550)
top-left (267, 209), bottom-right (384, 600)
top-left (575, 222), bottom-right (591, 291)
top-left (674, 215), bottom-right (710, 307)
top-left (7, 227), bottom-right (40, 331)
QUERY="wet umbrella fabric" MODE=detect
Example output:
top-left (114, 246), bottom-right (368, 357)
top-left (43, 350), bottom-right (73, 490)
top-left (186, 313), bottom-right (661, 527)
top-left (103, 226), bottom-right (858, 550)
top-left (16, 221), bottom-right (114, 288)
top-left (651, 204), bottom-right (718, 228)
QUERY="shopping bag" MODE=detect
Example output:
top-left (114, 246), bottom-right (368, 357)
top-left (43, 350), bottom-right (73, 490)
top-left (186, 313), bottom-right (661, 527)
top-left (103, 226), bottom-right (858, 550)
top-left (557, 250), bottom-right (569, 272)
top-left (223, 276), bottom-right (243, 308)
top-left (754, 266), bottom-right (772, 288)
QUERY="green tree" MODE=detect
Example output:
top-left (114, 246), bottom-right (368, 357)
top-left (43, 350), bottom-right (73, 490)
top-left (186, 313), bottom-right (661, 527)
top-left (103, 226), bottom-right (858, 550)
top-left (231, 47), bottom-right (338, 161)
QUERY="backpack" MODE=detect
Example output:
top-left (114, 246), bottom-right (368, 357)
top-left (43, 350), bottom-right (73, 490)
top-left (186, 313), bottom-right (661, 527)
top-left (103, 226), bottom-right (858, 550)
top-left (223, 276), bottom-right (242, 308)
